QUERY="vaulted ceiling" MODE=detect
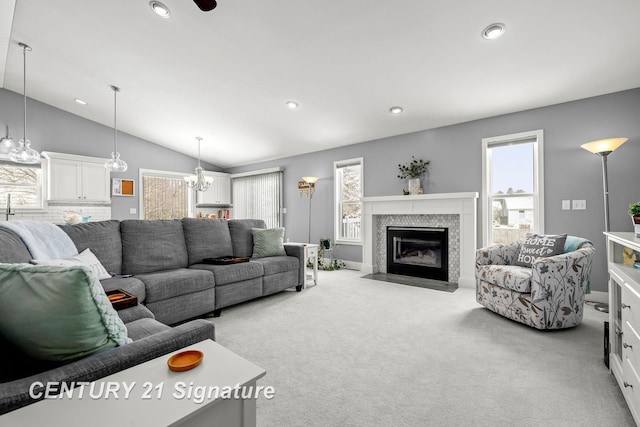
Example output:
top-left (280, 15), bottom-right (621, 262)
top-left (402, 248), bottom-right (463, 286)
top-left (1, 0), bottom-right (639, 168)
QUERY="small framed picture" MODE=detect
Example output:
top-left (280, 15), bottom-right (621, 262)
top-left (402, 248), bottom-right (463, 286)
top-left (112, 179), bottom-right (135, 197)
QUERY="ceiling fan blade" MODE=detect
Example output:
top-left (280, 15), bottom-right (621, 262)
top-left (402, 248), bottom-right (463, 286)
top-left (194, 0), bottom-right (217, 11)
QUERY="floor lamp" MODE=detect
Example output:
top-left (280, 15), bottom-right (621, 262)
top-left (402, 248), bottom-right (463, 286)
top-left (580, 137), bottom-right (628, 313)
top-left (298, 176), bottom-right (318, 243)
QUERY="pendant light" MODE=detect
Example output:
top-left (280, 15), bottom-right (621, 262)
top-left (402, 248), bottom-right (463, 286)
top-left (184, 137), bottom-right (213, 192)
top-left (104, 85), bottom-right (128, 172)
top-left (8, 43), bottom-right (41, 164)
top-left (0, 125), bottom-right (15, 154)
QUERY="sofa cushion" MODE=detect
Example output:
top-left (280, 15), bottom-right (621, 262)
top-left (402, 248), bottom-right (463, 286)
top-left (0, 228), bottom-right (32, 263)
top-left (135, 268), bottom-right (214, 303)
top-left (182, 218), bottom-right (233, 265)
top-left (60, 220), bottom-right (123, 275)
top-left (251, 227), bottom-right (286, 258)
top-left (121, 220), bottom-right (189, 275)
top-left (101, 276), bottom-right (147, 303)
top-left (514, 233), bottom-right (567, 267)
top-left (477, 264), bottom-right (532, 293)
top-left (253, 255), bottom-right (299, 276)
top-left (32, 248), bottom-right (111, 280)
top-left (190, 261), bottom-right (264, 286)
top-left (228, 219), bottom-right (267, 258)
top-left (0, 264), bottom-right (131, 362)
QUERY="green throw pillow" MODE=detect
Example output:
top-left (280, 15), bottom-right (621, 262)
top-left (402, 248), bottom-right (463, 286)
top-left (252, 227), bottom-right (286, 258)
top-left (0, 263), bottom-right (131, 362)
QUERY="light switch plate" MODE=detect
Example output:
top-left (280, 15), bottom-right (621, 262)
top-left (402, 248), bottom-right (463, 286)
top-left (572, 200), bottom-right (587, 210)
top-left (562, 200), bottom-right (571, 210)
top-left (130, 208), bottom-right (137, 214)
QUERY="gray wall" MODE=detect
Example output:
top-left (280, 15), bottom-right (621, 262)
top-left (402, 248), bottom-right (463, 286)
top-left (2, 86), bottom-right (639, 292)
top-left (228, 88), bottom-right (640, 293)
top-left (0, 88), bottom-right (220, 219)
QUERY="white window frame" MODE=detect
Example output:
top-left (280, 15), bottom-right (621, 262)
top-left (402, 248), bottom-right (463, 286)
top-left (481, 130), bottom-right (544, 246)
top-left (0, 155), bottom-right (45, 211)
top-left (139, 168), bottom-right (195, 219)
top-left (334, 157), bottom-right (363, 245)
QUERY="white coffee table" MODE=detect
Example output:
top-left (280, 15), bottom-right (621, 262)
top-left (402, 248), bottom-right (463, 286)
top-left (1, 340), bottom-right (266, 427)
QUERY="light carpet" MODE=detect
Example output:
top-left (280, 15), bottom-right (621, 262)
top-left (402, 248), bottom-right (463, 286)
top-left (210, 269), bottom-right (634, 426)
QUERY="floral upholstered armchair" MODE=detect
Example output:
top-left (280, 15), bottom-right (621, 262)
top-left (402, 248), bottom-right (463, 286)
top-left (475, 236), bottom-right (595, 330)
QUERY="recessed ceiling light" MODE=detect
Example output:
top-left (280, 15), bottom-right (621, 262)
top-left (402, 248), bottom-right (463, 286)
top-left (285, 100), bottom-right (299, 109)
top-left (74, 98), bottom-right (87, 105)
top-left (389, 106), bottom-right (404, 115)
top-left (149, 1), bottom-right (171, 18)
top-left (482, 23), bottom-right (506, 40)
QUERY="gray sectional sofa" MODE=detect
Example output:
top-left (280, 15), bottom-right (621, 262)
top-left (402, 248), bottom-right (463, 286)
top-left (0, 218), bottom-right (304, 414)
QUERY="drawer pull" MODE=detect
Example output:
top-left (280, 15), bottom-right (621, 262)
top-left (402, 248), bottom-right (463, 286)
top-left (622, 303), bottom-right (631, 309)
top-left (624, 382), bottom-right (634, 388)
top-left (624, 342), bottom-right (633, 349)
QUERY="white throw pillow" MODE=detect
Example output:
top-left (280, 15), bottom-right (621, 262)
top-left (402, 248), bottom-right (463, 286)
top-left (33, 248), bottom-right (112, 280)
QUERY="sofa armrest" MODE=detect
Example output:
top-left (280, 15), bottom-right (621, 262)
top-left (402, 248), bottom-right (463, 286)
top-left (476, 241), bottom-right (521, 267)
top-left (284, 243), bottom-right (305, 287)
top-left (529, 246), bottom-right (595, 328)
top-left (0, 319), bottom-right (215, 415)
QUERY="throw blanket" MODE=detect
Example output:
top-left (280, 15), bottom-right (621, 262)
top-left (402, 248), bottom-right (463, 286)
top-left (564, 235), bottom-right (592, 253)
top-left (564, 235), bottom-right (593, 294)
top-left (0, 220), bottom-right (78, 260)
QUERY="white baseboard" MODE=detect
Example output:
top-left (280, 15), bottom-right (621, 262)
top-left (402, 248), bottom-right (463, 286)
top-left (585, 290), bottom-right (608, 304)
top-left (342, 260), bottom-right (362, 271)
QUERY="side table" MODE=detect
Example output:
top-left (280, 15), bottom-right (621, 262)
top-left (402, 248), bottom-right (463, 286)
top-left (1, 339), bottom-right (267, 426)
top-left (303, 243), bottom-right (319, 288)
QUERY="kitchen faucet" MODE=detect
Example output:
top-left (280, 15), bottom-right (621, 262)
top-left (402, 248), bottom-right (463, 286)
top-left (5, 193), bottom-right (15, 221)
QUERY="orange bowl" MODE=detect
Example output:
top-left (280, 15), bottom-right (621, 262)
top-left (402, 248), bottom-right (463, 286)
top-left (107, 293), bottom-right (126, 301)
top-left (168, 350), bottom-right (204, 372)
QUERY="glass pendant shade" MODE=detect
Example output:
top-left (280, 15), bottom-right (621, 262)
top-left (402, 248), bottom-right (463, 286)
top-left (105, 85), bottom-right (127, 172)
top-left (0, 126), bottom-right (15, 154)
top-left (9, 43), bottom-right (41, 164)
top-left (105, 151), bottom-right (128, 172)
top-left (184, 137), bottom-right (213, 192)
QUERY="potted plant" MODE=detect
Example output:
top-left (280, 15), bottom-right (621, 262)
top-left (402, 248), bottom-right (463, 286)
top-left (397, 156), bottom-right (430, 195)
top-left (630, 202), bottom-right (640, 237)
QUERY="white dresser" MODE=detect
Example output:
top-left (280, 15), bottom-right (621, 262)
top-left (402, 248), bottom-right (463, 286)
top-left (606, 232), bottom-right (640, 424)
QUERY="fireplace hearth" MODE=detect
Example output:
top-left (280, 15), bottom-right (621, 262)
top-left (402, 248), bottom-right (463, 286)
top-left (387, 226), bottom-right (448, 281)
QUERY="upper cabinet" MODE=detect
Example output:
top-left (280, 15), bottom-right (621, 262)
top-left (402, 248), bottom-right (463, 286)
top-left (196, 172), bottom-right (231, 206)
top-left (43, 152), bottom-right (111, 203)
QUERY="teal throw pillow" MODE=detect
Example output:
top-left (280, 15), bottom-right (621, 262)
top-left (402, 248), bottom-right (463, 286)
top-left (0, 263), bottom-right (131, 362)
top-left (252, 227), bottom-right (286, 258)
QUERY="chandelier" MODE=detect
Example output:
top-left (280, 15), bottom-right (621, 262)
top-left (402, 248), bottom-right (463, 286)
top-left (9, 43), bottom-right (41, 164)
top-left (184, 137), bottom-right (213, 192)
top-left (104, 85), bottom-right (128, 172)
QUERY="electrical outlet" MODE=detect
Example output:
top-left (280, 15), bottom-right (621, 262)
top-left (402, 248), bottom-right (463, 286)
top-left (562, 200), bottom-right (571, 210)
top-left (572, 200), bottom-right (587, 210)
top-left (130, 208), bottom-right (137, 215)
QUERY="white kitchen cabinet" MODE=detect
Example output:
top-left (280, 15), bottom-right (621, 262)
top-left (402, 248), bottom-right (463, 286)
top-left (196, 172), bottom-right (231, 206)
top-left (43, 152), bottom-right (111, 203)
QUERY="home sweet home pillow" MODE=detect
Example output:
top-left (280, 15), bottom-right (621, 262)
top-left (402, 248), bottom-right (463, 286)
top-left (514, 233), bottom-right (567, 267)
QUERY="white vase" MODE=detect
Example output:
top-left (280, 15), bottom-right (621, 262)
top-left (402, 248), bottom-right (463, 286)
top-left (407, 178), bottom-right (421, 195)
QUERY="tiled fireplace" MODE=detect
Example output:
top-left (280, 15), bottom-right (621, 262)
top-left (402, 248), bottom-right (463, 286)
top-left (361, 192), bottom-right (478, 288)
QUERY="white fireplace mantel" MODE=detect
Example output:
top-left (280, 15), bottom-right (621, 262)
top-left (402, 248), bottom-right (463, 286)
top-left (361, 192), bottom-right (479, 288)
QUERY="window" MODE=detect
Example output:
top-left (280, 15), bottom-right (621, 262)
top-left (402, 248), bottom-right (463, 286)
top-left (140, 169), bottom-right (192, 220)
top-left (0, 160), bottom-right (43, 209)
top-left (482, 130), bottom-right (544, 246)
top-left (231, 168), bottom-right (282, 228)
top-left (334, 157), bottom-right (363, 244)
